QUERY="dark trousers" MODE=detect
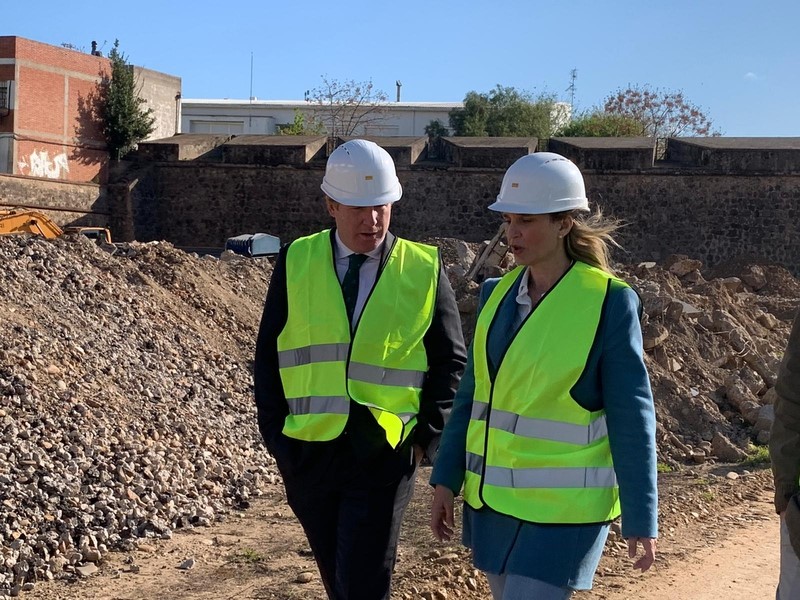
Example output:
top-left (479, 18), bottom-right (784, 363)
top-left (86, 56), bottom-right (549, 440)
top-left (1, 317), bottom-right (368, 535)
top-left (284, 466), bottom-right (417, 600)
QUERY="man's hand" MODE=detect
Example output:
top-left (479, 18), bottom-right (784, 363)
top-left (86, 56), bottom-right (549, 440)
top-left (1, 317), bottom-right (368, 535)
top-left (627, 537), bottom-right (657, 572)
top-left (430, 485), bottom-right (455, 542)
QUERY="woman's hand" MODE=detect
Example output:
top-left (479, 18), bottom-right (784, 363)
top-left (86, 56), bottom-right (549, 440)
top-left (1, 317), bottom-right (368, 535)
top-left (627, 537), bottom-right (657, 571)
top-left (430, 485), bottom-right (455, 542)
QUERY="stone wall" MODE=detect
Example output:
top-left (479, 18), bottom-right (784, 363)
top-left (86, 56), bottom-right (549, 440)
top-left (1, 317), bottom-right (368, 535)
top-left (116, 159), bottom-right (800, 274)
top-left (549, 137), bottom-right (655, 170)
top-left (6, 135), bottom-right (800, 275)
top-left (0, 173), bottom-right (107, 227)
top-left (665, 138), bottom-right (800, 174)
top-left (120, 163), bottom-right (503, 247)
top-left (585, 172), bottom-right (799, 268)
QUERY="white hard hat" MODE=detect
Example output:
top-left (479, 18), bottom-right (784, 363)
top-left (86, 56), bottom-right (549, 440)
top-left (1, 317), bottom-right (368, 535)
top-left (321, 139), bottom-right (402, 206)
top-left (489, 152), bottom-right (589, 214)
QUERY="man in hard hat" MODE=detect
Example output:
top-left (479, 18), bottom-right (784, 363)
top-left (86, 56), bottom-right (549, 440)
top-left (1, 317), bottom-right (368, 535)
top-left (254, 139), bottom-right (467, 600)
top-left (770, 310), bottom-right (800, 600)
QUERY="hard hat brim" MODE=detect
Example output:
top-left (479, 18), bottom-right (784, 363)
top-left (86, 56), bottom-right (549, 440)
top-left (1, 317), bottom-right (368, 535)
top-left (321, 182), bottom-right (402, 207)
top-left (488, 197), bottom-right (589, 214)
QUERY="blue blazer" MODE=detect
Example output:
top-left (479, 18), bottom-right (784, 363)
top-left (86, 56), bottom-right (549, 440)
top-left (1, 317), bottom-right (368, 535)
top-left (430, 270), bottom-right (658, 590)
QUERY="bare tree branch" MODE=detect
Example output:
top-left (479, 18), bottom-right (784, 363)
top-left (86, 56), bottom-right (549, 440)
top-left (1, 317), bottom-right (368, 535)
top-left (308, 76), bottom-right (389, 137)
top-left (603, 85), bottom-right (719, 138)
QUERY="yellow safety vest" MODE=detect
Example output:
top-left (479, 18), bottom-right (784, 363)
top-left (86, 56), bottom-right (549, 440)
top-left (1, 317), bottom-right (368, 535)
top-left (464, 261), bottom-right (623, 524)
top-left (277, 230), bottom-right (438, 448)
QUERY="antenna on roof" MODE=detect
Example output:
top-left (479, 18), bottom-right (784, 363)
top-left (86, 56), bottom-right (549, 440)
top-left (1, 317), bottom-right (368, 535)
top-left (248, 52), bottom-right (254, 130)
top-left (249, 52), bottom-right (255, 101)
top-left (566, 68), bottom-right (577, 111)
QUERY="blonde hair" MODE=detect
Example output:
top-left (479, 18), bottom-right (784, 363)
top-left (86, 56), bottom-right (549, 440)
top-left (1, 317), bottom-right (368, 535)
top-left (554, 208), bottom-right (622, 275)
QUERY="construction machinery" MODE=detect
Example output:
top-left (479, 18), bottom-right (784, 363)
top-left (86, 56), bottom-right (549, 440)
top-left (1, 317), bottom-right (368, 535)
top-left (0, 209), bottom-right (113, 245)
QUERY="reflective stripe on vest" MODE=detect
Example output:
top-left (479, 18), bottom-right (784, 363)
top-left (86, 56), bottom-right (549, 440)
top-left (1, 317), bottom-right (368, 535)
top-left (466, 451), bottom-right (617, 488)
top-left (277, 230), bottom-right (438, 447)
top-left (464, 261), bottom-right (623, 524)
top-left (470, 400), bottom-right (609, 445)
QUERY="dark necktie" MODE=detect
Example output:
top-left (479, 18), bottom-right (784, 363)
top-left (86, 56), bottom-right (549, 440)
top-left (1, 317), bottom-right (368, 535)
top-left (342, 253), bottom-right (368, 325)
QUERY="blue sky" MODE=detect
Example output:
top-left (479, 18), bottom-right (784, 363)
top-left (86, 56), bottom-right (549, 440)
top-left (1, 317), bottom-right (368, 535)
top-left (7, 0), bottom-right (799, 136)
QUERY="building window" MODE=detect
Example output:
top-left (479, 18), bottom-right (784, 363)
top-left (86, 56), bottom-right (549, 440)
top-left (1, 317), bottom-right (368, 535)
top-left (0, 81), bottom-right (11, 114)
top-left (364, 124), bottom-right (400, 136)
top-left (189, 120), bottom-right (244, 135)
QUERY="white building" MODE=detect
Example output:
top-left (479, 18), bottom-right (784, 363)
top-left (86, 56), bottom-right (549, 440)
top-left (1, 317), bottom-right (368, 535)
top-left (182, 98), bottom-right (572, 138)
top-left (181, 99), bottom-right (460, 137)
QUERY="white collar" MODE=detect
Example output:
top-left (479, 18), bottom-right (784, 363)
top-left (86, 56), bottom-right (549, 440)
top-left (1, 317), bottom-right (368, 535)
top-left (515, 267), bottom-right (533, 307)
top-left (334, 230), bottom-right (383, 261)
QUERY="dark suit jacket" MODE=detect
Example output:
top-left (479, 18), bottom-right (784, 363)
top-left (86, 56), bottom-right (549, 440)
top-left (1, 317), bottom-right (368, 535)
top-left (771, 310), bottom-right (800, 512)
top-left (254, 229), bottom-right (467, 489)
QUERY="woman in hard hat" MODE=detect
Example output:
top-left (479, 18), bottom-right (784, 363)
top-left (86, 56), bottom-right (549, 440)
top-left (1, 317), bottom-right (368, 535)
top-left (430, 152), bottom-right (657, 599)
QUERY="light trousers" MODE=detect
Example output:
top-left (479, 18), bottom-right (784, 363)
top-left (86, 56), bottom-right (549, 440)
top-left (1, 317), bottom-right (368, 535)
top-left (778, 517), bottom-right (800, 600)
top-left (486, 572), bottom-right (573, 600)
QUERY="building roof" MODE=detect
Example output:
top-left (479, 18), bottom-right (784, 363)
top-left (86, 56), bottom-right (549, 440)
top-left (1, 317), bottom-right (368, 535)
top-left (223, 135), bottom-right (326, 146)
top-left (550, 137), bottom-right (654, 149)
top-left (443, 137), bottom-right (538, 148)
top-left (672, 137), bottom-right (800, 150)
top-left (182, 99), bottom-right (462, 110)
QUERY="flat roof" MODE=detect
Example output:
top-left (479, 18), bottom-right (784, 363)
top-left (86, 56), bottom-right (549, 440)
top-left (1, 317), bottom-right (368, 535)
top-left (142, 134), bottom-right (228, 145)
top-left (444, 137), bottom-right (537, 148)
top-left (341, 136), bottom-right (426, 147)
top-left (183, 99), bottom-right (462, 109)
top-left (551, 137), bottom-right (654, 149)
top-left (672, 137), bottom-right (800, 150)
top-left (223, 135), bottom-right (325, 146)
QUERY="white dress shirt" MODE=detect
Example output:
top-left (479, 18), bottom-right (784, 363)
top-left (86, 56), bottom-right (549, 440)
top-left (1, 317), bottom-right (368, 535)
top-left (333, 231), bottom-right (383, 327)
top-left (513, 266), bottom-right (534, 329)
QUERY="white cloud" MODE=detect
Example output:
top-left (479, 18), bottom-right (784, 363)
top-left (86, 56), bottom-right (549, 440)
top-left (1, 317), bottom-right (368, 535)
top-left (744, 72), bottom-right (758, 81)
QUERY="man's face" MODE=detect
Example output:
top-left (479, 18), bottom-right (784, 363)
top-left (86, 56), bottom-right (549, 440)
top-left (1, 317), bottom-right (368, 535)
top-left (326, 199), bottom-right (392, 254)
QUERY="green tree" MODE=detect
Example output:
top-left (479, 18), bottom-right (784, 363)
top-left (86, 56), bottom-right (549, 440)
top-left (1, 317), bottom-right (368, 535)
top-left (99, 40), bottom-right (155, 160)
top-left (558, 111), bottom-right (643, 137)
top-left (424, 119), bottom-right (450, 159)
top-left (449, 91), bottom-right (490, 136)
top-left (277, 109), bottom-right (325, 135)
top-left (424, 119), bottom-right (449, 137)
top-left (449, 86), bottom-right (557, 138)
top-left (603, 85), bottom-right (719, 138)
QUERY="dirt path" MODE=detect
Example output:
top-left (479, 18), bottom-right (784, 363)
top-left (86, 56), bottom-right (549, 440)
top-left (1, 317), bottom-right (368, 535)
top-left (24, 467), bottom-right (780, 600)
top-left (585, 514), bottom-right (779, 599)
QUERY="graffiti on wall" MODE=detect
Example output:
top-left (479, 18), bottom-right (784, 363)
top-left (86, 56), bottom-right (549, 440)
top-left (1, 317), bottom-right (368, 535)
top-left (18, 149), bottom-right (70, 179)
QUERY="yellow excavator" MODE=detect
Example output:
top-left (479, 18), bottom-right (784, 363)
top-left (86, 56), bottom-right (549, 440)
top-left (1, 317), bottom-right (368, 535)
top-left (0, 209), bottom-right (113, 244)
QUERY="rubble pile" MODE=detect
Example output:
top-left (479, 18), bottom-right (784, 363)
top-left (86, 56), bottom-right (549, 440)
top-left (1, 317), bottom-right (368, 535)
top-left (0, 233), bottom-right (797, 597)
top-left (0, 235), bottom-right (274, 596)
top-left (437, 236), bottom-right (799, 466)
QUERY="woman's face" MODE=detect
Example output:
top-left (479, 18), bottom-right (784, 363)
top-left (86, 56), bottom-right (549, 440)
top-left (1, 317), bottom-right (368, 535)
top-left (502, 212), bottom-right (572, 268)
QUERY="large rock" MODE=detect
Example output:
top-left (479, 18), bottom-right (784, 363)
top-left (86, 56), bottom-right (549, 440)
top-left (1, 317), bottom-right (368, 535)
top-left (711, 432), bottom-right (747, 462)
top-left (642, 323), bottom-right (669, 351)
top-left (740, 265), bottom-right (767, 291)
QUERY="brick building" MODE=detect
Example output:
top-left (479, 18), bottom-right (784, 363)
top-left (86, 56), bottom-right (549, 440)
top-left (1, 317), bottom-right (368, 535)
top-left (0, 36), bottom-right (180, 183)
